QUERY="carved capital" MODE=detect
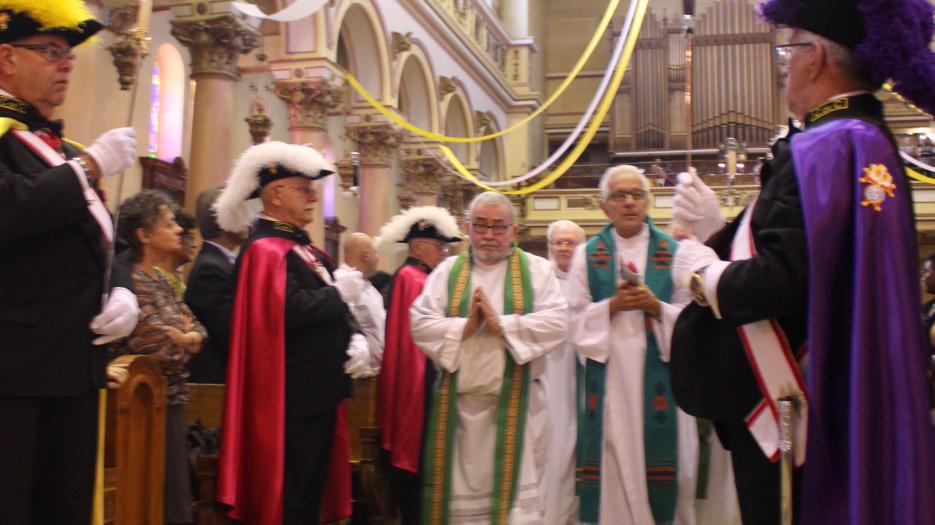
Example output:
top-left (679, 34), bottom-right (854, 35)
top-left (106, 5), bottom-right (138, 36)
top-left (398, 149), bottom-right (447, 207)
top-left (170, 14), bottom-right (260, 79)
top-left (391, 31), bottom-right (413, 58)
top-left (443, 177), bottom-right (478, 222)
top-left (345, 120), bottom-right (406, 167)
top-left (274, 79), bottom-right (344, 131)
top-left (475, 111), bottom-right (493, 134)
top-left (438, 76), bottom-right (457, 97)
top-left (109, 28), bottom-right (150, 91)
top-left (245, 112), bottom-right (272, 145)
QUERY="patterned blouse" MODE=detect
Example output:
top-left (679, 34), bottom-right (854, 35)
top-left (111, 267), bottom-right (207, 405)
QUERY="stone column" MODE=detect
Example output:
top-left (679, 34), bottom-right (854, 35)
top-left (345, 119), bottom-right (405, 236)
top-left (500, 0), bottom-right (529, 38)
top-left (170, 8), bottom-right (259, 211)
top-left (273, 78), bottom-right (344, 244)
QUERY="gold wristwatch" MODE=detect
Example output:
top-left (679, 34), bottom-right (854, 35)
top-left (690, 267), bottom-right (710, 307)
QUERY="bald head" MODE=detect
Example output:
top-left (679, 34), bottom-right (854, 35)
top-left (343, 232), bottom-right (378, 277)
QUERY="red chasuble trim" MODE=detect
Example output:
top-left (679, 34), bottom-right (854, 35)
top-left (217, 236), bottom-right (351, 524)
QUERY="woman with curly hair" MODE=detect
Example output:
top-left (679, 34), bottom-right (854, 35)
top-left (112, 190), bottom-right (206, 525)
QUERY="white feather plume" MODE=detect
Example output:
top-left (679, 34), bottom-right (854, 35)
top-left (214, 141), bottom-right (335, 233)
top-left (374, 206), bottom-right (462, 249)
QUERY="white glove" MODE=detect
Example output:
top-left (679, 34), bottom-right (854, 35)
top-left (344, 334), bottom-right (373, 379)
top-left (672, 238), bottom-right (721, 289)
top-left (84, 127), bottom-right (137, 178)
top-left (333, 268), bottom-right (363, 304)
top-left (673, 168), bottom-right (725, 243)
top-left (90, 287), bottom-right (139, 345)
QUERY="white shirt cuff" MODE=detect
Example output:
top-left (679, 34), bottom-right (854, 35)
top-left (703, 260), bottom-right (731, 319)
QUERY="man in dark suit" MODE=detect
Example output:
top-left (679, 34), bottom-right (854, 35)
top-left (669, 0), bottom-right (935, 523)
top-left (215, 142), bottom-right (365, 525)
top-left (0, 2), bottom-right (139, 523)
top-left (184, 187), bottom-right (244, 383)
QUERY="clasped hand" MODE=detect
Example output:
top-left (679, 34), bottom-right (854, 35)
top-left (608, 282), bottom-right (661, 319)
top-left (462, 288), bottom-right (503, 340)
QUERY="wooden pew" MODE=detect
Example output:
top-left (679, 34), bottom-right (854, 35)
top-left (103, 354), bottom-right (167, 525)
top-left (184, 379), bottom-right (387, 524)
top-left (184, 383), bottom-right (233, 525)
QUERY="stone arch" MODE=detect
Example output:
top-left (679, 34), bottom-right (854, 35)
top-left (394, 44), bottom-right (439, 132)
top-left (441, 91), bottom-right (474, 165)
top-left (332, 0), bottom-right (392, 104)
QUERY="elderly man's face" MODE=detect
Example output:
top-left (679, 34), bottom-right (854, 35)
top-left (600, 171), bottom-right (648, 239)
top-left (0, 34), bottom-right (74, 118)
top-left (468, 203), bottom-right (516, 264)
top-left (267, 176), bottom-right (317, 228)
top-left (549, 226), bottom-right (583, 272)
top-left (784, 30), bottom-right (818, 122)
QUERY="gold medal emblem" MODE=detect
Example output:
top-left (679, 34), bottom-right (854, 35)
top-left (859, 164), bottom-right (896, 212)
top-left (0, 13), bottom-right (9, 32)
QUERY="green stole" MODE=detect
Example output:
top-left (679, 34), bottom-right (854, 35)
top-left (422, 247), bottom-right (533, 525)
top-left (576, 222), bottom-right (679, 523)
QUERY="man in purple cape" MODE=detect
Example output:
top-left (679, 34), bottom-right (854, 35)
top-left (667, 0), bottom-right (935, 523)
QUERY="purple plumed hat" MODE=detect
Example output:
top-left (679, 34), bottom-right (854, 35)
top-left (761, 0), bottom-right (935, 115)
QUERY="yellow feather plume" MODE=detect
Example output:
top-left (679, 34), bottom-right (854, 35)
top-left (0, 0), bottom-right (98, 33)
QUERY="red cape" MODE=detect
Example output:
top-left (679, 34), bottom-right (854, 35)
top-left (377, 263), bottom-right (429, 473)
top-left (217, 236), bottom-right (351, 524)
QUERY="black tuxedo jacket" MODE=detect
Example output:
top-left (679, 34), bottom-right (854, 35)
top-left (237, 220), bottom-right (354, 419)
top-left (671, 94), bottom-right (892, 425)
top-left (0, 112), bottom-right (129, 396)
top-left (185, 242), bottom-right (236, 383)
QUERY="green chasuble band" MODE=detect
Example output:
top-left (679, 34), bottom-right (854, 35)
top-left (577, 221), bottom-right (679, 523)
top-left (422, 247), bottom-right (534, 525)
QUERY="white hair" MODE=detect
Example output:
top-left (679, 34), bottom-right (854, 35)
top-left (467, 191), bottom-right (515, 222)
top-left (547, 220), bottom-right (586, 243)
top-left (598, 165), bottom-right (649, 202)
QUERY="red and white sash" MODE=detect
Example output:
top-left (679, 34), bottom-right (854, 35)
top-left (11, 129), bottom-right (113, 244)
top-left (732, 199), bottom-right (807, 465)
top-left (291, 244), bottom-right (333, 285)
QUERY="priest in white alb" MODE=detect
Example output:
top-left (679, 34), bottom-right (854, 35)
top-left (542, 219), bottom-right (587, 525)
top-left (410, 191), bottom-right (568, 524)
top-left (565, 166), bottom-right (698, 524)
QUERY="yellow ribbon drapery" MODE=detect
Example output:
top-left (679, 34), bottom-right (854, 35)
top-left (343, 0), bottom-right (621, 144)
top-left (436, 0), bottom-right (649, 196)
top-left (907, 167), bottom-right (935, 185)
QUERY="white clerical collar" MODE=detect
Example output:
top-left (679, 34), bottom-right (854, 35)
top-left (553, 266), bottom-right (569, 280)
top-left (828, 90), bottom-right (871, 101)
top-left (204, 240), bottom-right (237, 265)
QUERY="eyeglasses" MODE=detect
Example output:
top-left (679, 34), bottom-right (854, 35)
top-left (774, 43), bottom-right (812, 67)
top-left (10, 44), bottom-right (76, 63)
top-left (549, 240), bottom-right (579, 248)
top-left (471, 223), bottom-right (513, 235)
top-left (278, 185), bottom-right (316, 197)
top-left (414, 238), bottom-right (449, 253)
top-left (607, 190), bottom-right (647, 202)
